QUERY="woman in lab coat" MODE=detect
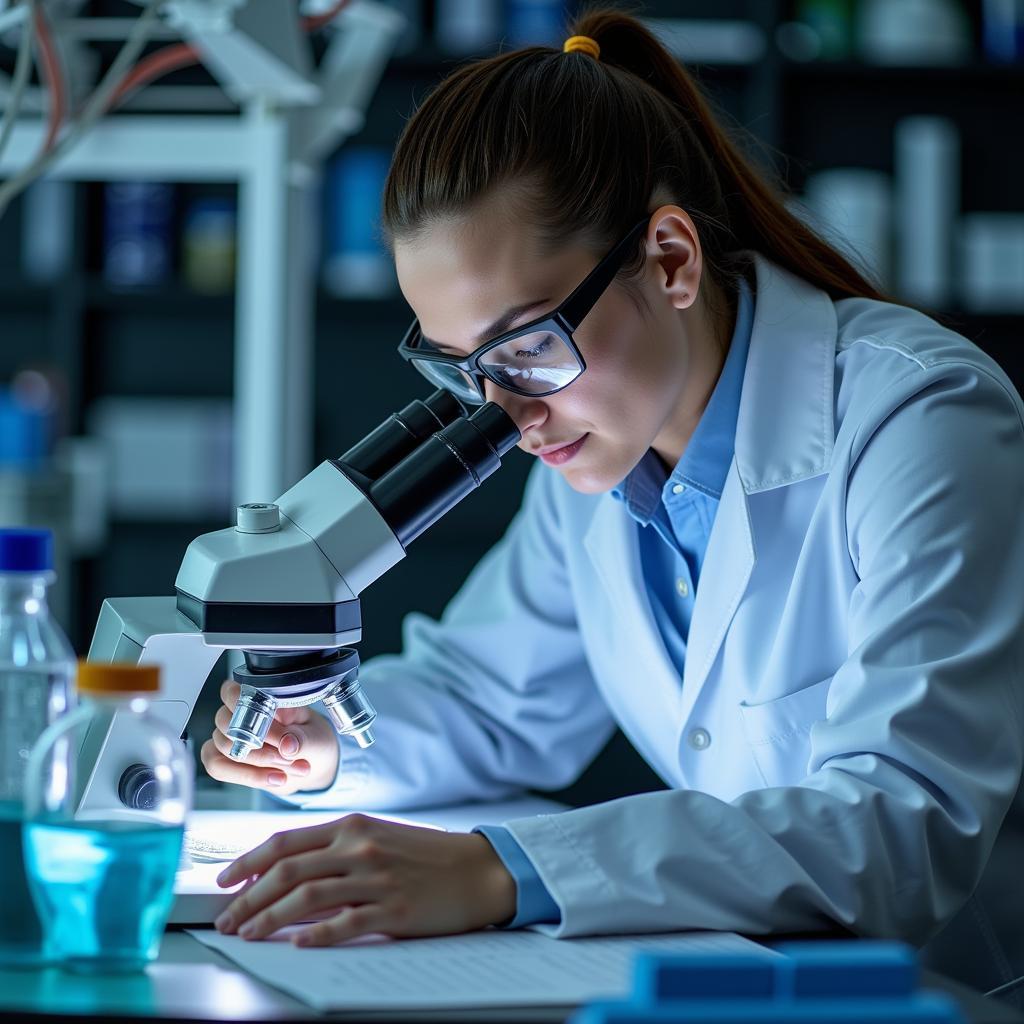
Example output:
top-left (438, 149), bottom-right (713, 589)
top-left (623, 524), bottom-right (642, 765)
top-left (201, 9), bottom-right (1024, 999)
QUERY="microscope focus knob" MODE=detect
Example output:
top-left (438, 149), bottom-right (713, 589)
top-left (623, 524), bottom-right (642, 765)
top-left (118, 763), bottom-right (158, 811)
top-left (235, 503), bottom-right (281, 533)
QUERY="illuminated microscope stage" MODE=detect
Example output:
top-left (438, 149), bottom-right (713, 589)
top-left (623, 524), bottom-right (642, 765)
top-left (172, 796), bottom-right (564, 924)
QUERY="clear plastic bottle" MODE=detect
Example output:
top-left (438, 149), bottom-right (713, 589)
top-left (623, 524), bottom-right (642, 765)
top-left (22, 662), bottom-right (192, 973)
top-left (0, 528), bottom-right (75, 967)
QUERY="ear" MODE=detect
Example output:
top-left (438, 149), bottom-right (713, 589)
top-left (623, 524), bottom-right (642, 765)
top-left (645, 205), bottom-right (702, 311)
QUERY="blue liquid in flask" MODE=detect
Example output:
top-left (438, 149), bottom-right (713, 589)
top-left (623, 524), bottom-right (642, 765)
top-left (23, 819), bottom-right (183, 973)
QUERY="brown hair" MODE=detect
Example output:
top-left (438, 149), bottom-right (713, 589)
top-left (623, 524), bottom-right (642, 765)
top-left (382, 7), bottom-right (893, 338)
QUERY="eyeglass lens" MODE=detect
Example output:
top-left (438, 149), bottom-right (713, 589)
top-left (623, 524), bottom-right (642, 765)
top-left (411, 329), bottom-right (582, 403)
top-left (478, 329), bottom-right (582, 394)
top-left (409, 359), bottom-right (484, 404)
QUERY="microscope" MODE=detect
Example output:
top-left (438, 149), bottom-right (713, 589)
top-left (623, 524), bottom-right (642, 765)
top-left (82, 390), bottom-right (519, 813)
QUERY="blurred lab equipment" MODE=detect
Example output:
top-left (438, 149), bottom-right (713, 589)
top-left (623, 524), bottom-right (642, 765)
top-left (958, 213), bottom-right (1024, 312)
top-left (88, 397), bottom-right (233, 522)
top-left (505, 0), bottom-right (565, 47)
top-left (23, 662), bottom-right (190, 973)
top-left (103, 181), bottom-right (175, 288)
top-left (1, 369), bottom-right (110, 627)
top-left (322, 146), bottom-right (394, 298)
top-left (83, 391), bottom-right (519, 810)
top-left (803, 168), bottom-right (892, 290)
top-left (0, 528), bottom-right (75, 968)
top-left (895, 117), bottom-right (960, 307)
top-left (182, 197), bottom-right (237, 294)
top-left (982, 0), bottom-right (1024, 61)
top-left (857, 0), bottom-right (971, 64)
top-left (793, 0), bottom-right (854, 60)
top-left (568, 941), bottom-right (965, 1024)
top-left (434, 0), bottom-right (500, 54)
top-left (21, 179), bottom-right (75, 283)
top-left (0, 380), bottom-right (52, 472)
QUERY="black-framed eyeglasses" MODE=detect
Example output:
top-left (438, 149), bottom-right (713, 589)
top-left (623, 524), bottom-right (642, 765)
top-left (397, 216), bottom-right (649, 405)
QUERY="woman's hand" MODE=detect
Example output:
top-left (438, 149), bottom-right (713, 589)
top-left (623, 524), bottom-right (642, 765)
top-left (200, 680), bottom-right (341, 795)
top-left (213, 813), bottom-right (518, 946)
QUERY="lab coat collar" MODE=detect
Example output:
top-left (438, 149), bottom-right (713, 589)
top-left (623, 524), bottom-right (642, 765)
top-left (734, 252), bottom-right (837, 494)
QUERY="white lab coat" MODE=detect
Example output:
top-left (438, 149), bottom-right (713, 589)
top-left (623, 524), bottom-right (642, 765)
top-left (291, 253), bottom-right (1024, 998)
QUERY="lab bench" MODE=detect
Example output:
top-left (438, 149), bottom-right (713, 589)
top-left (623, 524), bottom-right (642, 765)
top-left (1, 929), bottom-right (1022, 1024)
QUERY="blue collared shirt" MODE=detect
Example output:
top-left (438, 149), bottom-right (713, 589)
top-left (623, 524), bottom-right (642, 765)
top-left (474, 274), bottom-right (756, 927)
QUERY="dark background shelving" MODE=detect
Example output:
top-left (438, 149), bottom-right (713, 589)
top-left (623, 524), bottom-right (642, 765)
top-left (2, 0), bottom-right (1022, 808)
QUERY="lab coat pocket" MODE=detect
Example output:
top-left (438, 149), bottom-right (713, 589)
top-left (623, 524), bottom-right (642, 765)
top-left (738, 676), bottom-right (833, 788)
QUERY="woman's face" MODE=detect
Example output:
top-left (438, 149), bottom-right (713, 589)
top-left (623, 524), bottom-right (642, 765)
top-left (394, 201), bottom-right (728, 494)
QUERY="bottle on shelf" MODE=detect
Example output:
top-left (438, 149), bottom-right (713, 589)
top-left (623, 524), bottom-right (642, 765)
top-left (0, 528), bottom-right (75, 968)
top-left (322, 146), bottom-right (396, 299)
top-left (22, 662), bottom-right (192, 974)
top-left (103, 181), bottom-right (175, 289)
top-left (182, 197), bottom-right (237, 295)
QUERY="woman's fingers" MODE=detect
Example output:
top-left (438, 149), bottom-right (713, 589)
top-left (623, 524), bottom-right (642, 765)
top-left (209, 722), bottom-right (312, 775)
top-left (293, 904), bottom-right (388, 947)
top-left (212, 708), bottom-right (308, 769)
top-left (237, 879), bottom-right (366, 940)
top-left (200, 739), bottom-right (297, 791)
top-left (264, 711), bottom-right (315, 757)
top-left (219, 679), bottom-right (241, 709)
top-left (216, 851), bottom-right (377, 940)
top-left (214, 687), bottom-right (317, 760)
top-left (216, 819), bottom-right (342, 888)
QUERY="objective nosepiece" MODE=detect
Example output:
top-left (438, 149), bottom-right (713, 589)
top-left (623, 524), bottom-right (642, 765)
top-left (226, 648), bottom-right (374, 759)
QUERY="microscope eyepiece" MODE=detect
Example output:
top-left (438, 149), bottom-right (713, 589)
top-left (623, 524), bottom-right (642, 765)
top-left (333, 388), bottom-right (467, 482)
top-left (368, 402), bottom-right (521, 547)
top-left (461, 401), bottom-right (521, 457)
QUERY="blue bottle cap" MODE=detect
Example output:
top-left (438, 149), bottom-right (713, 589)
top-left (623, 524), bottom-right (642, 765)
top-left (0, 528), bottom-right (54, 572)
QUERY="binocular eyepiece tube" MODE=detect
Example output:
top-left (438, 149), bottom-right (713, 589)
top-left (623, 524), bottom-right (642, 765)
top-left (356, 400), bottom-right (521, 548)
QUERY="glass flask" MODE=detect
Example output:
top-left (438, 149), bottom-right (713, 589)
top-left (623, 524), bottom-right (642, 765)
top-left (23, 662), bottom-right (191, 973)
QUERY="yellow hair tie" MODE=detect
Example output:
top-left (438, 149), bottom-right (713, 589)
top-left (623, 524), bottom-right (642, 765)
top-left (563, 35), bottom-right (600, 59)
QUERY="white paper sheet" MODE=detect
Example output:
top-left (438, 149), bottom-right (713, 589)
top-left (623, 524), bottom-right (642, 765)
top-left (190, 927), bottom-right (774, 1011)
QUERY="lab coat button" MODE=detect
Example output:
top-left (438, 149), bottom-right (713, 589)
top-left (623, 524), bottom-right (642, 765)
top-left (676, 578), bottom-right (689, 598)
top-left (688, 727), bottom-right (710, 750)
